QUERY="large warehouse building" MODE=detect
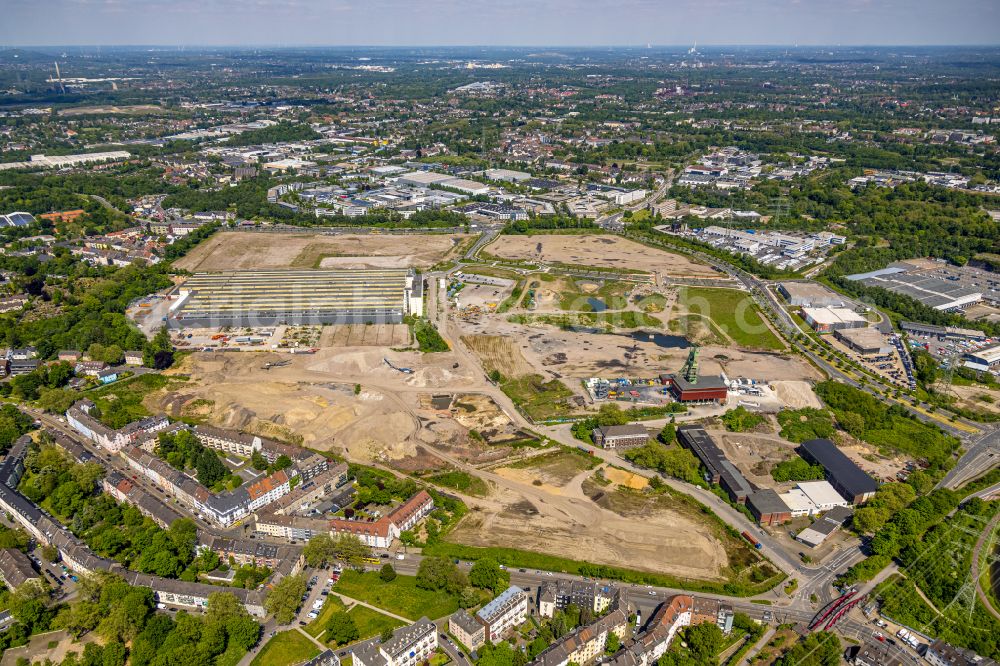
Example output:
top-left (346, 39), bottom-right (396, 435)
top-left (848, 267), bottom-right (981, 312)
top-left (168, 269), bottom-right (423, 328)
top-left (801, 307), bottom-right (867, 333)
top-left (800, 438), bottom-right (878, 504)
top-left (677, 426), bottom-right (753, 504)
top-left (778, 282), bottom-right (847, 308)
top-left (964, 344), bottom-right (1000, 371)
top-left (834, 327), bottom-right (893, 355)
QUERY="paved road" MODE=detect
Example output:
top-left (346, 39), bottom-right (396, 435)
top-left (939, 426), bottom-right (1000, 490)
top-left (464, 227), bottom-right (502, 261)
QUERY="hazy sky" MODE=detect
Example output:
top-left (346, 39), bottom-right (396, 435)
top-left (2, 0), bottom-right (999, 47)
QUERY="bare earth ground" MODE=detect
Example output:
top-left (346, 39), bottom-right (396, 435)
top-left (486, 234), bottom-right (720, 277)
top-left (157, 229), bottom-right (814, 585)
top-left (934, 382), bottom-right (1000, 415)
top-left (459, 317), bottom-right (819, 385)
top-left (771, 381), bottom-right (823, 409)
top-left (461, 335), bottom-right (536, 378)
top-left (837, 441), bottom-right (911, 484)
top-left (712, 429), bottom-right (799, 491)
top-left (173, 232), bottom-right (470, 272)
top-left (320, 324), bottom-right (411, 347)
top-left (148, 352), bottom-right (448, 459)
top-left (450, 464), bottom-right (728, 580)
top-left (603, 466), bottom-right (650, 490)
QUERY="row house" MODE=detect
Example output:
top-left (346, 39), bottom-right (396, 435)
top-left (67, 400), bottom-right (169, 452)
top-left (0, 434), bottom-right (266, 616)
top-left (258, 489), bottom-right (434, 549)
top-left (531, 608), bottom-right (630, 666)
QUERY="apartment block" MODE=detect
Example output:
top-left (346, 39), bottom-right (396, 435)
top-left (354, 617), bottom-right (438, 666)
top-left (476, 586), bottom-right (528, 643)
top-left (449, 610), bottom-right (486, 651)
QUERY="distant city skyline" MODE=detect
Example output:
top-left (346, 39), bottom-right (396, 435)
top-left (2, 0), bottom-right (999, 48)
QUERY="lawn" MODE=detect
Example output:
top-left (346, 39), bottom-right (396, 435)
top-left (678, 287), bottom-right (783, 350)
top-left (306, 594), bottom-right (348, 638)
top-left (333, 570), bottom-right (459, 620)
top-left (346, 605), bottom-right (405, 642)
top-left (250, 630), bottom-right (320, 666)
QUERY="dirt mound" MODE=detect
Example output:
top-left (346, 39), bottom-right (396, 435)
top-left (772, 381), bottom-right (822, 409)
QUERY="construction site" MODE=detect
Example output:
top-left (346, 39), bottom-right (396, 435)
top-left (128, 229), bottom-right (817, 585)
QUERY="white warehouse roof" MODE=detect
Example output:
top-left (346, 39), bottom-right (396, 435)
top-left (801, 307), bottom-right (867, 326)
top-left (797, 481), bottom-right (850, 508)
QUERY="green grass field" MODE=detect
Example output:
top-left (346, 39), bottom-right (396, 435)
top-left (306, 595), bottom-right (348, 638)
top-left (250, 630), bottom-right (320, 666)
top-left (333, 570), bottom-right (459, 620)
top-left (678, 287), bottom-right (783, 350)
top-left (346, 606), bottom-right (405, 642)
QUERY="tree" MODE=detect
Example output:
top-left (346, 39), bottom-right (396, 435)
top-left (469, 558), bottom-right (509, 594)
top-left (204, 592), bottom-right (259, 650)
top-left (836, 411), bottom-right (866, 438)
top-left (303, 534), bottom-right (337, 568)
top-left (683, 622), bottom-right (723, 664)
top-left (97, 589), bottom-right (151, 643)
top-left (416, 556), bottom-right (466, 593)
top-left (774, 632), bottom-right (841, 666)
top-left (657, 423), bottom-right (676, 445)
top-left (326, 612), bottom-right (360, 645)
top-left (379, 564), bottom-right (397, 582)
top-left (264, 574), bottom-right (306, 624)
top-left (459, 586), bottom-right (480, 608)
top-left (37, 387), bottom-right (79, 414)
top-left (605, 631), bottom-right (621, 654)
top-left (332, 533), bottom-right (371, 569)
top-left (9, 579), bottom-right (49, 630)
top-left (273, 454), bottom-right (293, 471)
top-left (100, 641), bottom-right (128, 666)
top-left (52, 600), bottom-right (102, 637)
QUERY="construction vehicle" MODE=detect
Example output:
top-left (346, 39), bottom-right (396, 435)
top-left (262, 360), bottom-right (292, 370)
top-left (384, 358), bottom-right (414, 374)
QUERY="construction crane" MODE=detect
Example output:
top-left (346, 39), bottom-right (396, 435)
top-left (261, 360), bottom-right (291, 371)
